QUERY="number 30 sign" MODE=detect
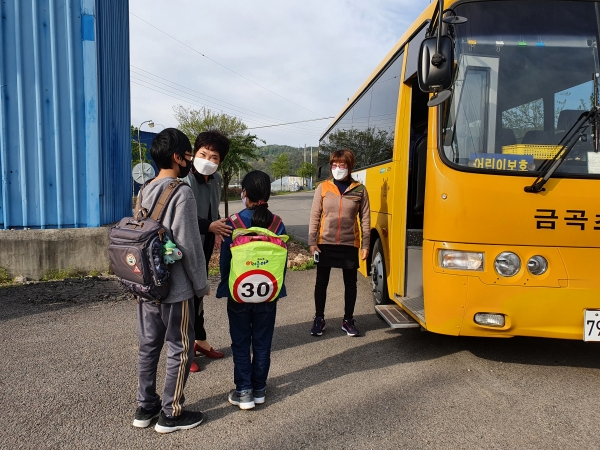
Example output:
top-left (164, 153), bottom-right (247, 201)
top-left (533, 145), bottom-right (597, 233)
top-left (232, 269), bottom-right (279, 303)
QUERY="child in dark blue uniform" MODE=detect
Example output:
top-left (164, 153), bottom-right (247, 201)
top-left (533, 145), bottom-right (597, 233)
top-left (216, 170), bottom-right (287, 410)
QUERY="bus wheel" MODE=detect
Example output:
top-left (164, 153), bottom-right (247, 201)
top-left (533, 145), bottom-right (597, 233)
top-left (371, 239), bottom-right (390, 306)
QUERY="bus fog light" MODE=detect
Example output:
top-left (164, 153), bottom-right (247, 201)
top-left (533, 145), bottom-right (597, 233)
top-left (527, 255), bottom-right (548, 275)
top-left (494, 252), bottom-right (520, 277)
top-left (439, 250), bottom-right (484, 271)
top-left (474, 313), bottom-right (505, 327)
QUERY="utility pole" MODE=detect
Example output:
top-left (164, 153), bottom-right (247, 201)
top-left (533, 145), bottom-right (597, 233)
top-left (310, 145), bottom-right (313, 190)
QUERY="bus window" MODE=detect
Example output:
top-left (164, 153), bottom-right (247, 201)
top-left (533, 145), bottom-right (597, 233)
top-left (441, 0), bottom-right (600, 178)
top-left (319, 51), bottom-right (404, 175)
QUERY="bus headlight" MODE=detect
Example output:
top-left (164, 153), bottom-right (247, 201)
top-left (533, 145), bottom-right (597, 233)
top-left (494, 252), bottom-right (521, 277)
top-left (439, 250), bottom-right (484, 271)
top-left (527, 255), bottom-right (548, 275)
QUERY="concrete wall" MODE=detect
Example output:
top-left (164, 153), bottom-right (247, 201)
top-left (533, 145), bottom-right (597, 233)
top-left (0, 227), bottom-right (110, 280)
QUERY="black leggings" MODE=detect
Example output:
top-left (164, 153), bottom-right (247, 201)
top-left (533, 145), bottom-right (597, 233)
top-left (314, 265), bottom-right (357, 321)
top-left (193, 231), bottom-right (215, 342)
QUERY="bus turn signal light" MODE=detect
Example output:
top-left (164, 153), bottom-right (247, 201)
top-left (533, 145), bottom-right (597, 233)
top-left (474, 313), bottom-right (505, 327)
top-left (439, 250), bottom-right (484, 271)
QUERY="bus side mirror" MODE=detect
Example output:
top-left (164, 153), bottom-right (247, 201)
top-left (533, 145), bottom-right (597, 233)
top-left (417, 36), bottom-right (454, 94)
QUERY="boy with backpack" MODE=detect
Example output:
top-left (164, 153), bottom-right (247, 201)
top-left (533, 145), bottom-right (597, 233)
top-left (132, 128), bottom-right (209, 433)
top-left (216, 170), bottom-right (288, 410)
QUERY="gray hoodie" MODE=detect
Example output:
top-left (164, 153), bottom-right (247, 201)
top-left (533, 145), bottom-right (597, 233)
top-left (140, 177), bottom-right (209, 303)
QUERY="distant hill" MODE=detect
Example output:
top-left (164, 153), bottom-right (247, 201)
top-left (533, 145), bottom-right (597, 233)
top-left (248, 144), bottom-right (317, 181)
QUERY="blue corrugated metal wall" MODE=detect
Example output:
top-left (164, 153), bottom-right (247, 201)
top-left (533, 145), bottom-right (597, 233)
top-left (96, 0), bottom-right (131, 225)
top-left (0, 0), bottom-right (130, 229)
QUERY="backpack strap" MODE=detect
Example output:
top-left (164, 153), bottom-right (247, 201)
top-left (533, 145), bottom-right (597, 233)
top-left (229, 213), bottom-right (246, 230)
top-left (268, 214), bottom-right (282, 233)
top-left (150, 180), bottom-right (185, 222)
top-left (133, 180), bottom-right (153, 220)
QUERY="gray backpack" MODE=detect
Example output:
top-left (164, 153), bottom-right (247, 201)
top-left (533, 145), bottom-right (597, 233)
top-left (108, 180), bottom-right (183, 302)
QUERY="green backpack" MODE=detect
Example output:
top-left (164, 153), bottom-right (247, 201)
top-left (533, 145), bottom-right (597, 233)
top-left (228, 213), bottom-right (289, 303)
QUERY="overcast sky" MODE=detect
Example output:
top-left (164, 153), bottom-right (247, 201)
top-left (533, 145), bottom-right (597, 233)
top-left (129, 0), bottom-right (432, 147)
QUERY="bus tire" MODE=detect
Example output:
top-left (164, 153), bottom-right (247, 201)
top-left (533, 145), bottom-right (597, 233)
top-left (371, 239), bottom-right (390, 306)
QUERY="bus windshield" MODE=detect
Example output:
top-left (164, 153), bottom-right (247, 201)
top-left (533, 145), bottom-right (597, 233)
top-left (442, 0), bottom-right (600, 178)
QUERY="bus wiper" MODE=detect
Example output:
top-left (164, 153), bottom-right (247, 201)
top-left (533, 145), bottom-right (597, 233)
top-left (524, 108), bottom-right (597, 193)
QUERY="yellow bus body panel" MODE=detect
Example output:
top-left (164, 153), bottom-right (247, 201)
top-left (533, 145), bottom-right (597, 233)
top-left (422, 124), bottom-right (600, 339)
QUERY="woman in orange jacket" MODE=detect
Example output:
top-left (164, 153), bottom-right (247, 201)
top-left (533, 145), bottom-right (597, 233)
top-left (308, 149), bottom-right (371, 337)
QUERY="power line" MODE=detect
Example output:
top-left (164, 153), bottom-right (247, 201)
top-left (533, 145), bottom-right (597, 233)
top-left (130, 67), bottom-right (325, 133)
top-left (247, 117), bottom-right (334, 130)
top-left (131, 77), bottom-right (323, 135)
top-left (131, 80), bottom-right (321, 137)
top-left (129, 11), bottom-right (322, 116)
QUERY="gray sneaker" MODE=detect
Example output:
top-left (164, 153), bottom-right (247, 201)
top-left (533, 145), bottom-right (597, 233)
top-left (228, 389), bottom-right (255, 410)
top-left (253, 389), bottom-right (266, 404)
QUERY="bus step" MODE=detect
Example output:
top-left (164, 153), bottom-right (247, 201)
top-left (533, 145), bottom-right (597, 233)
top-left (375, 304), bottom-right (420, 328)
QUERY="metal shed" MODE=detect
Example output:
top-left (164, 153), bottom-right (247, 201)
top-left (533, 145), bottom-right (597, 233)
top-left (0, 0), bottom-right (131, 229)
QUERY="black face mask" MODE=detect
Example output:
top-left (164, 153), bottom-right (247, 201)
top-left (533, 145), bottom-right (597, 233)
top-left (178, 157), bottom-right (192, 178)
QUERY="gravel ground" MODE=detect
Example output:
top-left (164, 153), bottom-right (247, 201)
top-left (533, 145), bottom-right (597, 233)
top-left (1, 272), bottom-right (599, 450)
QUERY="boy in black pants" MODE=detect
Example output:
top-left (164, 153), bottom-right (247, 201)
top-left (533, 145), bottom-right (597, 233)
top-left (132, 128), bottom-right (210, 433)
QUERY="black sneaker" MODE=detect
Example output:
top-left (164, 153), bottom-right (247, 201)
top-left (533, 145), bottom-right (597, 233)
top-left (253, 389), bottom-right (266, 405)
top-left (228, 389), bottom-right (255, 410)
top-left (132, 405), bottom-right (161, 428)
top-left (311, 316), bottom-right (326, 336)
top-left (154, 410), bottom-right (204, 434)
top-left (342, 318), bottom-right (360, 336)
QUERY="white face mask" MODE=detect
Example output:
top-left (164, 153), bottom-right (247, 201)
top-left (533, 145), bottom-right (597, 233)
top-left (241, 191), bottom-right (247, 207)
top-left (193, 158), bottom-right (219, 176)
top-left (331, 167), bottom-right (349, 180)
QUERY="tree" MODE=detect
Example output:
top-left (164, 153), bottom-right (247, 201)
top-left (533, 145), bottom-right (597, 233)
top-left (297, 162), bottom-right (316, 188)
top-left (319, 127), bottom-right (394, 169)
top-left (173, 105), bottom-right (261, 216)
top-left (271, 153), bottom-right (290, 191)
top-left (131, 125), bottom-right (150, 168)
top-left (221, 134), bottom-right (261, 216)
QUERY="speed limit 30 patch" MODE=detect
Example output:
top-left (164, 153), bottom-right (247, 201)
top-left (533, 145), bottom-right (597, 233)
top-left (232, 269), bottom-right (279, 303)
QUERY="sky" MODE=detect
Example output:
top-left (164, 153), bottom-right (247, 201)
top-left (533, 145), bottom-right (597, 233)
top-left (129, 0), bottom-right (433, 147)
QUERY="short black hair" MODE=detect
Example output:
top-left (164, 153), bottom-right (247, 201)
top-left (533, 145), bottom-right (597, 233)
top-left (150, 128), bottom-right (192, 169)
top-left (242, 170), bottom-right (273, 228)
top-left (193, 130), bottom-right (230, 162)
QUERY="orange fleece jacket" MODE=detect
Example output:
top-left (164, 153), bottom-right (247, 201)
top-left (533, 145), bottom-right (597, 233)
top-left (308, 179), bottom-right (371, 250)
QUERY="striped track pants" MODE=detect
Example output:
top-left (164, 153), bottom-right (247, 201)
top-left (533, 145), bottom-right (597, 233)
top-left (136, 298), bottom-right (195, 416)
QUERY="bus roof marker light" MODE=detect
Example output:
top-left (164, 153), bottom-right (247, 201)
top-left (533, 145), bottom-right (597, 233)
top-left (474, 313), bottom-right (505, 328)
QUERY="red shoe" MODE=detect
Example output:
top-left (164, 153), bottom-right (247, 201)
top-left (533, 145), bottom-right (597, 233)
top-left (194, 343), bottom-right (224, 359)
top-left (189, 361), bottom-right (201, 372)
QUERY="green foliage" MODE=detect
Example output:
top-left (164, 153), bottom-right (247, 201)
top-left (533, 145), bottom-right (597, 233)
top-left (319, 127), bottom-right (393, 168)
top-left (42, 268), bottom-right (88, 281)
top-left (131, 125), bottom-right (150, 168)
top-left (173, 105), bottom-right (262, 216)
top-left (288, 259), bottom-right (316, 271)
top-left (297, 162), bottom-right (316, 187)
top-left (271, 153), bottom-right (290, 191)
top-left (173, 105), bottom-right (249, 142)
top-left (0, 267), bottom-right (11, 284)
top-left (251, 145), bottom-right (317, 180)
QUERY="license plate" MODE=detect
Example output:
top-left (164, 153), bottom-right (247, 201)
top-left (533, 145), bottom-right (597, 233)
top-left (584, 310), bottom-right (600, 342)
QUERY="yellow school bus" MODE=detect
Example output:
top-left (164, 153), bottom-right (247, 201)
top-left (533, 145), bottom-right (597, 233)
top-left (317, 0), bottom-right (600, 340)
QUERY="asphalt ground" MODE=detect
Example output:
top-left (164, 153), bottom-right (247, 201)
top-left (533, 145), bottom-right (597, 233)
top-left (1, 270), bottom-right (599, 450)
